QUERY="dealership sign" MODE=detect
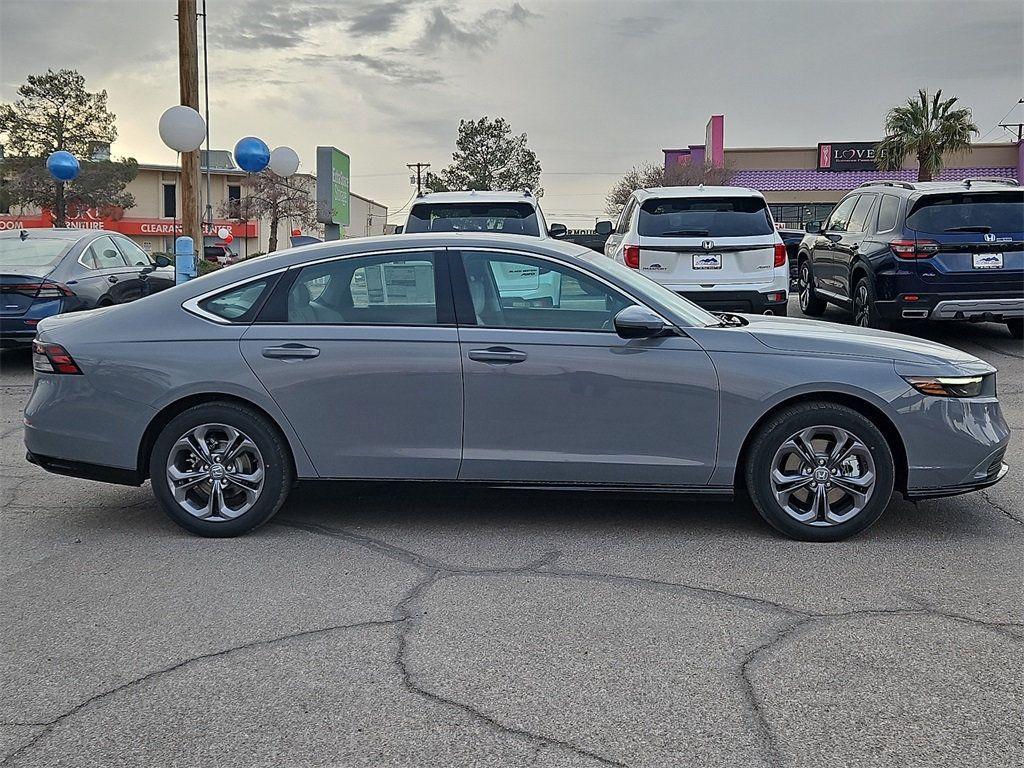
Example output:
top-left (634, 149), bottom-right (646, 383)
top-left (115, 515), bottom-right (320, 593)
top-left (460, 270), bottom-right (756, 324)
top-left (316, 146), bottom-right (351, 227)
top-left (0, 210), bottom-right (257, 238)
top-left (817, 142), bottom-right (880, 171)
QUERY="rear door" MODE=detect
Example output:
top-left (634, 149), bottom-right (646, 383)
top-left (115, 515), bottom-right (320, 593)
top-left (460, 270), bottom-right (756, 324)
top-left (634, 195), bottom-right (776, 287)
top-left (813, 195), bottom-right (859, 294)
top-left (833, 193), bottom-right (877, 298)
top-left (907, 190), bottom-right (1024, 288)
top-left (239, 249), bottom-right (463, 479)
top-left (77, 235), bottom-right (139, 304)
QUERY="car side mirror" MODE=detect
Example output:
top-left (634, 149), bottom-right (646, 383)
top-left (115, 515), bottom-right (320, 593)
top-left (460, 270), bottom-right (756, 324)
top-left (595, 220), bottom-right (614, 236)
top-left (393, 225), bottom-right (404, 234)
top-left (153, 254), bottom-right (171, 268)
top-left (806, 221), bottom-right (821, 233)
top-left (548, 223), bottom-right (567, 238)
top-left (613, 305), bottom-right (668, 339)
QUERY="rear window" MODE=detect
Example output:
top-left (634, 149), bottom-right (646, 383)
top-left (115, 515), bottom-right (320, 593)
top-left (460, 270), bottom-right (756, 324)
top-left (0, 238), bottom-right (72, 268)
top-left (406, 203), bottom-right (540, 236)
top-left (638, 197), bottom-right (774, 238)
top-left (906, 191), bottom-right (1024, 234)
top-left (198, 277), bottom-right (274, 321)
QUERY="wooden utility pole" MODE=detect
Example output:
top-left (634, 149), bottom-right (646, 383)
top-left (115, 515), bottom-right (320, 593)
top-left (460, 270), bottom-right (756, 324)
top-left (177, 0), bottom-right (202, 253)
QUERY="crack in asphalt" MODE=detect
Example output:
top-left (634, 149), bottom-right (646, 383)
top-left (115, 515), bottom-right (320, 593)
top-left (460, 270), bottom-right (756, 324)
top-left (0, 618), bottom-right (404, 767)
top-left (979, 489), bottom-right (1024, 527)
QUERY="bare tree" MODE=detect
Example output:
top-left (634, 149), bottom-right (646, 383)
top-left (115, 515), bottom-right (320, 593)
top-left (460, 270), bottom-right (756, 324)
top-left (606, 160), bottom-right (734, 213)
top-left (223, 171), bottom-right (317, 253)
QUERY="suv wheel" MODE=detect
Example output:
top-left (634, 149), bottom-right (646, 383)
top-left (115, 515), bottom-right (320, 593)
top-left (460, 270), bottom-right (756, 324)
top-left (852, 276), bottom-right (891, 330)
top-left (745, 402), bottom-right (896, 542)
top-left (1008, 319), bottom-right (1023, 339)
top-left (798, 260), bottom-right (827, 316)
top-left (150, 402), bottom-right (293, 537)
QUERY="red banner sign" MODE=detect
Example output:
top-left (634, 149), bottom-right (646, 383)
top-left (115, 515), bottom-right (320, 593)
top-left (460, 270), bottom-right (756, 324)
top-left (0, 211), bottom-right (258, 238)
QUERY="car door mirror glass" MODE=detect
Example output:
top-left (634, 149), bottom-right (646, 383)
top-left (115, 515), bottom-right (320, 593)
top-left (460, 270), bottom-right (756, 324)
top-left (595, 220), bottom-right (614, 236)
top-left (153, 254), bottom-right (171, 268)
top-left (613, 305), bottom-right (667, 339)
top-left (548, 223), bottom-right (568, 238)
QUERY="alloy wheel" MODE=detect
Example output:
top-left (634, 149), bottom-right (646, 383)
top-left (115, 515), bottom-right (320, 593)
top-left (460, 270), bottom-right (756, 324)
top-left (854, 283), bottom-right (870, 327)
top-left (798, 264), bottom-right (810, 311)
top-left (769, 425), bottom-right (876, 526)
top-left (165, 423), bottom-right (265, 521)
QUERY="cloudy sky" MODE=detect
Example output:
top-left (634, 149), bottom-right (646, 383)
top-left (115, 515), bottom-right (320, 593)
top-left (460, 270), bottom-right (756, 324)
top-left (1, 0), bottom-right (1021, 223)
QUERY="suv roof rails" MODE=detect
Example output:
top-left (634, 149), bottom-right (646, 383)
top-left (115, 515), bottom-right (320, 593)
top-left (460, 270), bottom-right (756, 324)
top-left (857, 180), bottom-right (915, 190)
top-left (962, 177), bottom-right (1019, 187)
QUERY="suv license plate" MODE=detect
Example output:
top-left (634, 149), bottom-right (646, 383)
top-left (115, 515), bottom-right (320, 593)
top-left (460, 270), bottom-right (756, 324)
top-left (693, 253), bottom-right (722, 270)
top-left (973, 252), bottom-right (1003, 269)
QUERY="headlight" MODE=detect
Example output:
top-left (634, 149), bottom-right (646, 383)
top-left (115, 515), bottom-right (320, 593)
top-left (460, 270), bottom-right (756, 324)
top-left (904, 375), bottom-right (986, 398)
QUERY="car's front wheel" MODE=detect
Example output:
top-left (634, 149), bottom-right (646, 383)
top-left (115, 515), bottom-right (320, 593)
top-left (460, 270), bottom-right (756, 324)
top-left (150, 402), bottom-right (293, 537)
top-left (797, 260), bottom-right (827, 316)
top-left (745, 402), bottom-right (896, 541)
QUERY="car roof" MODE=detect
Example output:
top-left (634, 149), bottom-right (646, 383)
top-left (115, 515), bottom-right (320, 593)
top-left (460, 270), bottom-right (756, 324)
top-left (0, 228), bottom-right (102, 240)
top-left (854, 179), bottom-right (1022, 196)
top-left (412, 191), bottom-right (539, 206)
top-left (634, 185), bottom-right (766, 202)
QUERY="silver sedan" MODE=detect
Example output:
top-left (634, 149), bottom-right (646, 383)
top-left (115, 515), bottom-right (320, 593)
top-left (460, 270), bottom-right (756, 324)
top-left (24, 234), bottom-right (1009, 540)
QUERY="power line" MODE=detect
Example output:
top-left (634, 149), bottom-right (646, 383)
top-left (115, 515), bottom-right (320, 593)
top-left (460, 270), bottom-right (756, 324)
top-left (978, 98), bottom-right (1024, 141)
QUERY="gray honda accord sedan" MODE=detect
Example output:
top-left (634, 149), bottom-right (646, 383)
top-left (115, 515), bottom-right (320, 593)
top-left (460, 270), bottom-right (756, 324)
top-left (24, 233), bottom-right (1009, 541)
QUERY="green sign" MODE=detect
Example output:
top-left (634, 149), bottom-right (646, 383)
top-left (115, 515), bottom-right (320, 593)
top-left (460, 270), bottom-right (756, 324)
top-left (316, 146), bottom-right (350, 227)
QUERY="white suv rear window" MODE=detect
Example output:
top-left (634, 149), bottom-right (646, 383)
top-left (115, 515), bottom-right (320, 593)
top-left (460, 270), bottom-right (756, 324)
top-left (638, 197), bottom-right (774, 238)
top-left (406, 203), bottom-right (540, 236)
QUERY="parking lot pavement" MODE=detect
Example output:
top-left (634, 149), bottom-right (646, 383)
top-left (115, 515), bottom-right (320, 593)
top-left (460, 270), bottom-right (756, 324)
top-left (1, 300), bottom-right (1022, 768)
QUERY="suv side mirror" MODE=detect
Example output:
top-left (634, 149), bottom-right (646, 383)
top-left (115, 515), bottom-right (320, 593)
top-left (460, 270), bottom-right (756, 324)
top-left (613, 305), bottom-right (668, 339)
top-left (548, 223), bottom-right (568, 238)
top-left (153, 254), bottom-right (171, 268)
top-left (595, 220), bottom-right (613, 236)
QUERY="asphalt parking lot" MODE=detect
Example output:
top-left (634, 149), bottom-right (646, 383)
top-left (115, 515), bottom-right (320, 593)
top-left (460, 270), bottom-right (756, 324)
top-left (1, 299), bottom-right (1022, 768)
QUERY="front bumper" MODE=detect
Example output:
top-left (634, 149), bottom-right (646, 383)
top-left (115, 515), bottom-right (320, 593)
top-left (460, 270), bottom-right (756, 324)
top-left (906, 460), bottom-right (1008, 500)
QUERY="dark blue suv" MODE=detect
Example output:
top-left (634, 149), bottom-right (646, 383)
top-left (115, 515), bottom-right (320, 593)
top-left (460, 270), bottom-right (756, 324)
top-left (796, 178), bottom-right (1023, 338)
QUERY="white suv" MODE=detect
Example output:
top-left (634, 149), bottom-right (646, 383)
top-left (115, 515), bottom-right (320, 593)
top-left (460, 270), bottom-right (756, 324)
top-left (601, 186), bottom-right (789, 315)
top-left (402, 190), bottom-right (566, 238)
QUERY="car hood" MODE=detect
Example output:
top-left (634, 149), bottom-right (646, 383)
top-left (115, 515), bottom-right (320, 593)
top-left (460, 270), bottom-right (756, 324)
top-left (739, 313), bottom-right (990, 371)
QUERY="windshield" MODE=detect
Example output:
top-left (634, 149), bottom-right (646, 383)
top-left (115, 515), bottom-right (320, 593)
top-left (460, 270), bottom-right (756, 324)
top-left (906, 191), bottom-right (1024, 234)
top-left (0, 238), bottom-right (72, 268)
top-left (639, 196), bottom-right (774, 238)
top-left (581, 251), bottom-right (720, 327)
top-left (406, 202), bottom-right (541, 236)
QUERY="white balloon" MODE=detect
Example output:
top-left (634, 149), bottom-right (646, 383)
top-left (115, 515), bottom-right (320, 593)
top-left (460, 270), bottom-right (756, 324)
top-left (217, 227), bottom-right (231, 239)
top-left (158, 106), bottom-right (206, 153)
top-left (268, 146), bottom-right (300, 177)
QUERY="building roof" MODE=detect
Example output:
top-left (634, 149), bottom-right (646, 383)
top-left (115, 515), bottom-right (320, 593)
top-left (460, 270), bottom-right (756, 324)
top-left (729, 166), bottom-right (1018, 192)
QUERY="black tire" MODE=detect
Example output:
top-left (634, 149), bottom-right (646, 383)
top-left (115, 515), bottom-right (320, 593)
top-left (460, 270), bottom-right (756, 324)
top-left (149, 402), bottom-right (293, 537)
top-left (851, 274), bottom-right (891, 330)
top-left (1008, 319), bottom-right (1023, 340)
top-left (744, 401), bottom-right (896, 542)
top-left (797, 259), bottom-right (827, 316)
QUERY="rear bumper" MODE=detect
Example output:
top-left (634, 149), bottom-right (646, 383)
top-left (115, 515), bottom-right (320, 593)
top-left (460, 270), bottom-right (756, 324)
top-left (675, 289), bottom-right (789, 314)
top-left (26, 451), bottom-right (144, 486)
top-left (875, 291), bottom-right (1024, 321)
top-left (930, 297), bottom-right (1023, 320)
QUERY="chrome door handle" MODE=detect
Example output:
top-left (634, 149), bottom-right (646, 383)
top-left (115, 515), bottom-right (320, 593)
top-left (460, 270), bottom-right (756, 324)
top-left (468, 347), bottom-right (527, 364)
top-left (262, 344), bottom-right (320, 360)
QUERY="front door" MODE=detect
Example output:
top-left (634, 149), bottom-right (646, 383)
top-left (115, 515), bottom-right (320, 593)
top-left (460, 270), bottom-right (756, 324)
top-left (240, 250), bottom-right (463, 479)
top-left (814, 195), bottom-right (859, 295)
top-left (454, 249), bottom-right (720, 487)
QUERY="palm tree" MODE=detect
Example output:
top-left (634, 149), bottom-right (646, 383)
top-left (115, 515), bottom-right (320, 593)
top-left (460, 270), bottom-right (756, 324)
top-left (876, 89), bottom-right (979, 181)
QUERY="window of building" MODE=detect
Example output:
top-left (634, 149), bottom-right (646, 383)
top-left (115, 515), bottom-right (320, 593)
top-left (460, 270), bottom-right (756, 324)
top-left (162, 184), bottom-right (177, 218)
top-left (461, 251), bottom-right (632, 332)
top-left (226, 184), bottom-right (241, 217)
top-left (285, 254), bottom-right (438, 325)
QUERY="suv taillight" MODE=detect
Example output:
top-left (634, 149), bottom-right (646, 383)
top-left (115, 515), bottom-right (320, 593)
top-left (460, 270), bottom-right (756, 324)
top-left (623, 245), bottom-right (640, 269)
top-left (773, 243), bottom-right (787, 268)
top-left (890, 239), bottom-right (940, 259)
top-left (32, 341), bottom-right (83, 375)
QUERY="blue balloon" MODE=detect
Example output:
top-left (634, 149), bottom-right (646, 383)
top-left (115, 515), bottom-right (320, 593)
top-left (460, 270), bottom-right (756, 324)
top-left (46, 151), bottom-right (80, 182)
top-left (233, 136), bottom-right (270, 173)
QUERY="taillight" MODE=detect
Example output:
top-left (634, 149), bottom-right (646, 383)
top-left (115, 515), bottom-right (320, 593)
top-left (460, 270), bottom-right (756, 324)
top-left (773, 243), bottom-right (787, 268)
top-left (0, 281), bottom-right (74, 299)
top-left (623, 245), bottom-right (640, 269)
top-left (32, 341), bottom-right (83, 375)
top-left (890, 239), bottom-right (939, 259)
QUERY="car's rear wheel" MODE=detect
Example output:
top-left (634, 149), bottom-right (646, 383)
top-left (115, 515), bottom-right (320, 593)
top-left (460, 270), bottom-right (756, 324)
top-left (798, 260), bottom-right (827, 316)
top-left (150, 402), bottom-right (292, 537)
top-left (745, 402), bottom-right (895, 541)
top-left (1008, 319), bottom-right (1023, 339)
top-left (852, 275), bottom-right (891, 330)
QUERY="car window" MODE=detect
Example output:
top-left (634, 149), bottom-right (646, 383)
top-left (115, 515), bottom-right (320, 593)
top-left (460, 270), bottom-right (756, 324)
top-left (615, 198), bottom-right (636, 235)
top-left (405, 203), bottom-right (540, 236)
top-left (638, 196), bottom-right (774, 237)
top-left (461, 251), bottom-right (633, 332)
top-left (876, 194), bottom-right (901, 232)
top-left (286, 254), bottom-right (438, 325)
top-left (825, 196), bottom-right (858, 233)
top-left (0, 238), bottom-right (72, 268)
top-left (199, 278), bottom-right (274, 321)
top-left (81, 236), bottom-right (129, 270)
top-left (846, 194), bottom-right (877, 233)
top-left (114, 237), bottom-right (154, 267)
top-left (906, 191), bottom-right (1024, 234)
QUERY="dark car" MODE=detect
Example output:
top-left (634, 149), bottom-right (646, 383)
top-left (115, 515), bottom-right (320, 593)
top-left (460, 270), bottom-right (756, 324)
top-left (203, 244), bottom-right (237, 264)
top-left (0, 229), bottom-right (174, 347)
top-left (778, 228), bottom-right (806, 283)
top-left (796, 179), bottom-right (1024, 338)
